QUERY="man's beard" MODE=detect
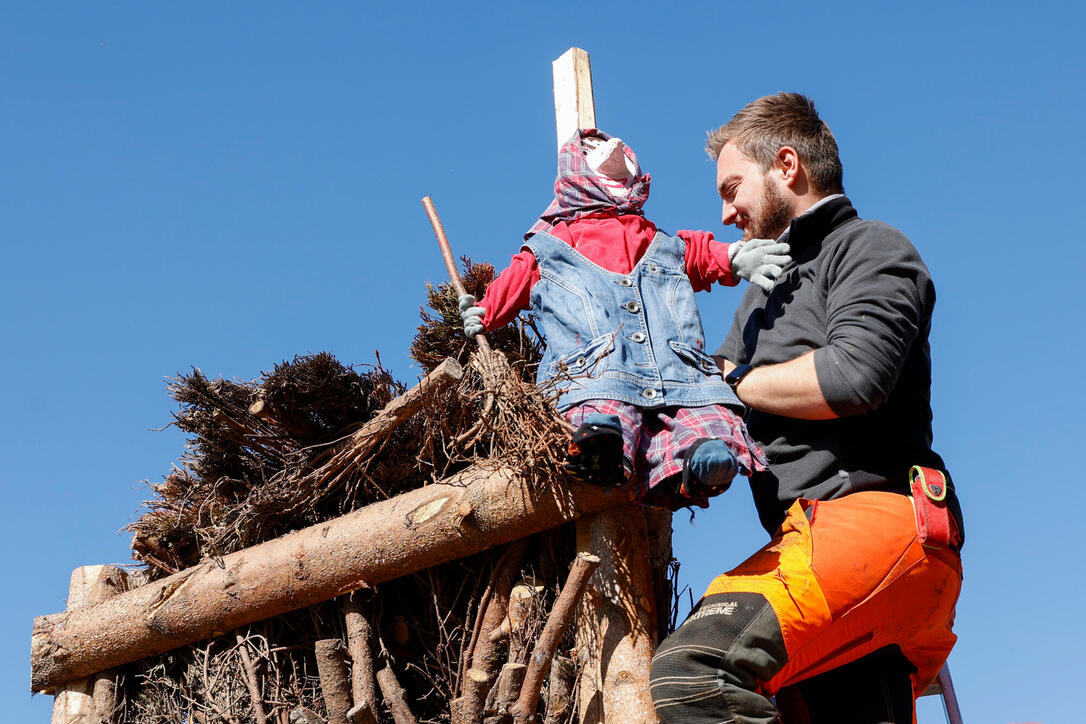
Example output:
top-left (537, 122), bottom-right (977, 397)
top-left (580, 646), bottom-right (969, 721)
top-left (743, 176), bottom-right (792, 241)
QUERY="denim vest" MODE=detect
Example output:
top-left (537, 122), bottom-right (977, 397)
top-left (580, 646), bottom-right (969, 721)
top-left (524, 229), bottom-right (742, 412)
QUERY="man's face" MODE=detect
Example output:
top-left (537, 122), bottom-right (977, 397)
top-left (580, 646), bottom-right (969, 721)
top-left (715, 140), bottom-right (793, 241)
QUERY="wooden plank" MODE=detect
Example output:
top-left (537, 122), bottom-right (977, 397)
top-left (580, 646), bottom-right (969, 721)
top-left (552, 47), bottom-right (596, 149)
top-left (552, 46), bottom-right (661, 723)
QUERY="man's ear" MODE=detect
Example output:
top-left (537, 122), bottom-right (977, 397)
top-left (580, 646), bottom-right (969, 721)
top-left (774, 146), bottom-right (803, 189)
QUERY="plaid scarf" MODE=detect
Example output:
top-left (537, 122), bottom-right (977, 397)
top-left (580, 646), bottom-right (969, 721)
top-left (525, 129), bottom-right (651, 239)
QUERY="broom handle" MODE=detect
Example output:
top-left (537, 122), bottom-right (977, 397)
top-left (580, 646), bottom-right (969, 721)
top-left (421, 196), bottom-right (492, 354)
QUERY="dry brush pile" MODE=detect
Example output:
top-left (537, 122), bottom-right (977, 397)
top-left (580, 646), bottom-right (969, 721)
top-left (101, 260), bottom-right (674, 724)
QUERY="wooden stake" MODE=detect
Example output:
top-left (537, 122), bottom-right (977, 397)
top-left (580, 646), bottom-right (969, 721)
top-left (50, 565), bottom-right (128, 724)
top-left (420, 197), bottom-right (491, 355)
top-left (510, 553), bottom-right (600, 723)
top-left (552, 48), bottom-right (596, 149)
top-left (31, 465), bottom-right (636, 691)
top-left (346, 702), bottom-right (377, 724)
top-left (315, 639), bottom-right (352, 724)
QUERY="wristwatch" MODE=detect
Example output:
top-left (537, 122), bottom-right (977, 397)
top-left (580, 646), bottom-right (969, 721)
top-left (725, 363), bottom-right (754, 391)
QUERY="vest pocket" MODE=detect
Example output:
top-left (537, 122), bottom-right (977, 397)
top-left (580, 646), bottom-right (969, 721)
top-left (549, 333), bottom-right (616, 378)
top-left (668, 340), bottom-right (722, 379)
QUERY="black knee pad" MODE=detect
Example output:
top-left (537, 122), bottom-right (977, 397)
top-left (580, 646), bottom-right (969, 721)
top-left (650, 593), bottom-right (788, 723)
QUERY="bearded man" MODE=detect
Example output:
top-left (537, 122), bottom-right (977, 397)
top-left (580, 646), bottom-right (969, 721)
top-left (648, 93), bottom-right (964, 724)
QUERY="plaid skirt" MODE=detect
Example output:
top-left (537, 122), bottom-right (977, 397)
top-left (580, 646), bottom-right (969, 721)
top-left (564, 400), bottom-right (767, 493)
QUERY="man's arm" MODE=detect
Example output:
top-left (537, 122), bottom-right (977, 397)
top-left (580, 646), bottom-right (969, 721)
top-left (717, 223), bottom-right (930, 422)
top-left (715, 352), bottom-right (838, 420)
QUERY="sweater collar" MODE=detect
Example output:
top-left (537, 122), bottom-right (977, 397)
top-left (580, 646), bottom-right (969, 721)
top-left (778, 194), bottom-right (857, 251)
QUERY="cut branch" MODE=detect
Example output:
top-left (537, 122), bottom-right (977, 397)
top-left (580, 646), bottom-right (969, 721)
top-left (487, 662), bottom-right (526, 721)
top-left (315, 639), bottom-right (352, 724)
top-left (235, 634), bottom-right (269, 724)
top-left (342, 597), bottom-right (379, 724)
top-left (376, 666), bottom-right (417, 724)
top-left (450, 668), bottom-right (491, 724)
top-left (310, 357), bottom-right (464, 484)
top-left (543, 656), bottom-right (575, 724)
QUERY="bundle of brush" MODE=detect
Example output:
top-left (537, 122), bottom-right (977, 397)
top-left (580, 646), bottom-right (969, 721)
top-left (128, 355), bottom-right (409, 575)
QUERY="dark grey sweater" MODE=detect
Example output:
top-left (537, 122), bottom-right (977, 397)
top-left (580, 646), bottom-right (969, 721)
top-left (718, 196), bottom-right (962, 537)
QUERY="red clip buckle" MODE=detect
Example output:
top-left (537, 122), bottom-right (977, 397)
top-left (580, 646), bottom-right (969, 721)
top-left (909, 466), bottom-right (954, 549)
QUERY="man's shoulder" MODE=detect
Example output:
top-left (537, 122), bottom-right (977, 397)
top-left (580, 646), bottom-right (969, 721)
top-left (825, 216), bottom-right (922, 260)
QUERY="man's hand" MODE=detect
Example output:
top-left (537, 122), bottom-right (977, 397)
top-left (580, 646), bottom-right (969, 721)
top-left (458, 294), bottom-right (487, 337)
top-left (729, 238), bottom-right (791, 291)
top-left (714, 355), bottom-right (736, 377)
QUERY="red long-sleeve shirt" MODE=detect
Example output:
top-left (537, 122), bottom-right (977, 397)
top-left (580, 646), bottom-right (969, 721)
top-left (479, 214), bottom-right (738, 329)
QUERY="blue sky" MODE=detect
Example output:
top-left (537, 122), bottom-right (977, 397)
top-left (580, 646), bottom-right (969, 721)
top-left (4, 2), bottom-right (1084, 722)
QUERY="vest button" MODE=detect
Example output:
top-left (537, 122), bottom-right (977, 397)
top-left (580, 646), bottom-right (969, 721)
top-left (619, 278), bottom-right (633, 287)
top-left (630, 332), bottom-right (646, 343)
top-left (575, 356), bottom-right (586, 367)
top-left (624, 301), bottom-right (641, 313)
top-left (642, 388), bottom-right (658, 399)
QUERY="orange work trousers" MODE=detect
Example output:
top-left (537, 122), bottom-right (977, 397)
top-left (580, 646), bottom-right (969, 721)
top-left (703, 491), bottom-right (962, 701)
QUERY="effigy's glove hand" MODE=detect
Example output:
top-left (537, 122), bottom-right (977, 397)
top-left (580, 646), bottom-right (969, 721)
top-left (458, 293), bottom-right (487, 337)
top-left (729, 238), bottom-right (792, 292)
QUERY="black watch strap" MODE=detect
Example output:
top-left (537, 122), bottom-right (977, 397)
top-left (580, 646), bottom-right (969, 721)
top-left (725, 363), bottom-right (754, 391)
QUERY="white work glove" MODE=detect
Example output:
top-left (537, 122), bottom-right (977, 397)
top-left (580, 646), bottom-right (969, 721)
top-left (728, 238), bottom-right (792, 292)
top-left (458, 293), bottom-right (486, 337)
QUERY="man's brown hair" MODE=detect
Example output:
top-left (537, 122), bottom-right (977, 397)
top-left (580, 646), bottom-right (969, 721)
top-left (706, 92), bottom-right (844, 195)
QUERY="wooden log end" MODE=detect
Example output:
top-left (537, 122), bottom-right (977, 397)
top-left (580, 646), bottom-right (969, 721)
top-left (466, 667), bottom-right (491, 684)
top-left (346, 701), bottom-right (376, 724)
top-left (249, 398), bottom-right (269, 418)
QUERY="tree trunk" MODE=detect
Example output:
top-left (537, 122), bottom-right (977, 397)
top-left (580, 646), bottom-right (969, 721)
top-left (574, 505), bottom-right (660, 724)
top-left (32, 465), bottom-right (635, 691)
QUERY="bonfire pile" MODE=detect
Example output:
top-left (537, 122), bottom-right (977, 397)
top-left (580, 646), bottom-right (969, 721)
top-left (104, 260), bottom-right (667, 724)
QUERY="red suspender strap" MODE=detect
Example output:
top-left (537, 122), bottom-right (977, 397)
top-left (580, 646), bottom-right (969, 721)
top-left (909, 465), bottom-right (956, 550)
